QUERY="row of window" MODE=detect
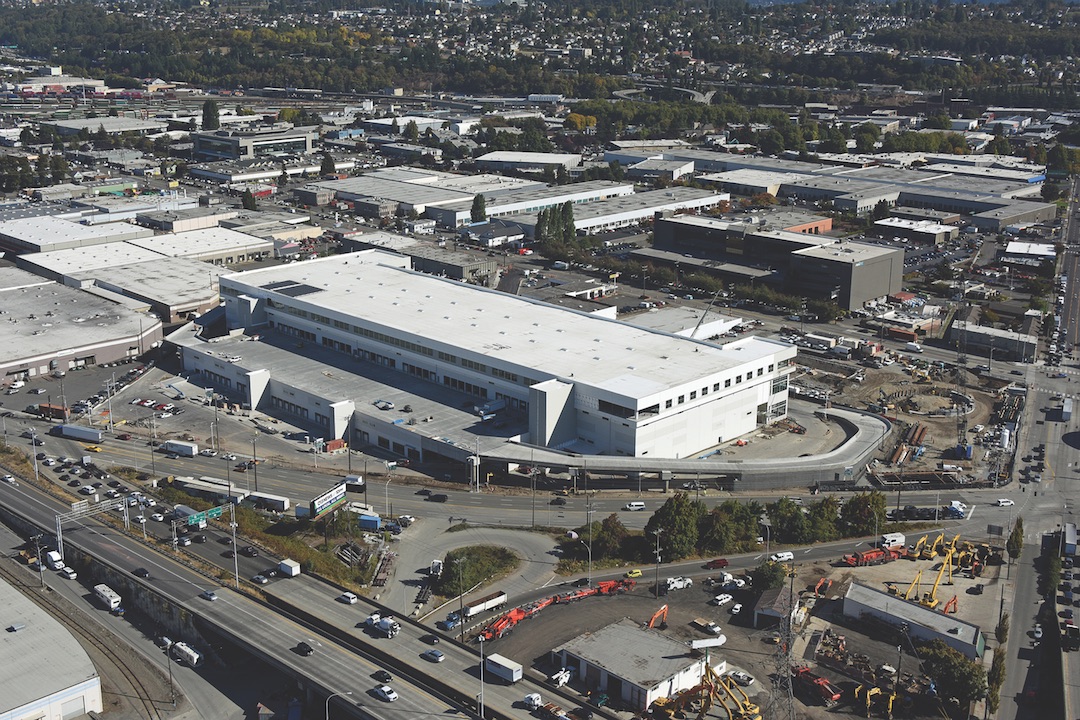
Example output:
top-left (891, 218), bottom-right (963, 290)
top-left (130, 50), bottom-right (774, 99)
top-left (444, 375), bottom-right (489, 398)
top-left (272, 395), bottom-right (310, 420)
top-left (663, 364), bottom-right (780, 410)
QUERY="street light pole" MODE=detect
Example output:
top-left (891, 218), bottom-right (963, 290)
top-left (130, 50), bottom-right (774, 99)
top-left (478, 637), bottom-right (486, 720)
top-left (651, 528), bottom-right (664, 598)
top-left (325, 690), bottom-right (353, 720)
top-left (166, 640), bottom-right (176, 707)
top-left (455, 558), bottom-right (466, 643)
top-left (251, 435), bottom-right (259, 492)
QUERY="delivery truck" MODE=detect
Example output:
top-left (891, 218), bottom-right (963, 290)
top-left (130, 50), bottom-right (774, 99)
top-left (52, 424), bottom-right (103, 442)
top-left (904, 342), bottom-right (923, 353)
top-left (278, 558), bottom-right (301, 577)
top-left (485, 653), bottom-right (523, 684)
top-left (446, 590), bottom-right (507, 624)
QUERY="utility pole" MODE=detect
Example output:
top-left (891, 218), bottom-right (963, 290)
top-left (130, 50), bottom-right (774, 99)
top-left (651, 528), bottom-right (664, 598)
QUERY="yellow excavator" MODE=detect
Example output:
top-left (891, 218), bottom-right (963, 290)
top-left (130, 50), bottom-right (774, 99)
top-left (718, 675), bottom-right (761, 720)
top-left (908, 535), bottom-right (928, 559)
top-left (920, 548), bottom-right (955, 609)
top-left (854, 685), bottom-right (881, 718)
top-left (921, 532), bottom-right (944, 560)
top-left (903, 570), bottom-right (923, 601)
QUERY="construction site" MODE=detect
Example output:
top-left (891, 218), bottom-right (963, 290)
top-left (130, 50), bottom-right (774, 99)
top-left (469, 525), bottom-right (1003, 720)
top-left (791, 348), bottom-right (1022, 491)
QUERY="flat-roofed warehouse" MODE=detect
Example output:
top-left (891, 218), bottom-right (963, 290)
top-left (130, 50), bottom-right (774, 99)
top-left (0, 214), bottom-right (155, 254)
top-left (0, 266), bottom-right (162, 377)
top-left (182, 250), bottom-right (796, 459)
top-left (553, 619), bottom-right (727, 713)
top-left (0, 576), bottom-right (103, 718)
top-left (843, 582), bottom-right (985, 660)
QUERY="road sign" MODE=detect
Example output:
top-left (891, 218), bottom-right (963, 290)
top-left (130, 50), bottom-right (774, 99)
top-left (186, 512), bottom-right (208, 526)
top-left (208, 507), bottom-right (224, 519)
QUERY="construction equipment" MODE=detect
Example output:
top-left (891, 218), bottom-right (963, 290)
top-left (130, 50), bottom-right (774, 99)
top-left (942, 595), bottom-right (959, 614)
top-left (792, 666), bottom-right (842, 706)
top-left (903, 570), bottom-right (923, 601)
top-left (945, 533), bottom-right (961, 555)
top-left (647, 605), bottom-right (669, 629)
top-left (854, 685), bottom-right (882, 718)
top-left (718, 675), bottom-right (761, 719)
top-left (921, 532), bottom-right (944, 560)
top-left (814, 578), bottom-right (833, 597)
top-left (908, 535), bottom-right (927, 559)
top-left (920, 548), bottom-right (955, 609)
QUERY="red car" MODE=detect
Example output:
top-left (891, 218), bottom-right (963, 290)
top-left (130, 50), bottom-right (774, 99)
top-left (704, 558), bottom-right (730, 569)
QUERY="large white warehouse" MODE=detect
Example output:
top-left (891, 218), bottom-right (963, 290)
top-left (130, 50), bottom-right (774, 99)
top-left (179, 250), bottom-right (795, 460)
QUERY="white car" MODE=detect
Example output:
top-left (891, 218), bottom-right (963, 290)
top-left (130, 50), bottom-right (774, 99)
top-left (151, 513), bottom-right (165, 522)
top-left (1, 474), bottom-right (15, 484)
top-left (1033, 624), bottom-right (1043, 640)
top-left (373, 399), bottom-right (395, 411)
top-left (338, 591), bottom-right (358, 604)
top-left (730, 603), bottom-right (743, 615)
top-left (729, 671), bottom-right (755, 687)
top-left (995, 499), bottom-right (1015, 507)
top-left (134, 515), bottom-right (146, 524)
top-left (222, 453), bottom-right (237, 461)
top-left (59, 566), bottom-right (77, 580)
top-left (199, 449), bottom-right (218, 457)
top-left (374, 685), bottom-right (398, 702)
top-left (712, 593), bottom-right (734, 606)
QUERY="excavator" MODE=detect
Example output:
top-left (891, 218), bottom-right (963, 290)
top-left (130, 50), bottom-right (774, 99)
top-left (920, 533), bottom-right (944, 560)
top-left (908, 535), bottom-right (928, 560)
top-left (902, 570), bottom-right (923, 601)
top-left (814, 578), bottom-right (833, 597)
top-left (718, 675), bottom-right (761, 720)
top-left (920, 548), bottom-right (955, 609)
top-left (942, 595), bottom-right (959, 614)
top-left (855, 685), bottom-right (881, 718)
top-left (647, 605), bottom-right (669, 630)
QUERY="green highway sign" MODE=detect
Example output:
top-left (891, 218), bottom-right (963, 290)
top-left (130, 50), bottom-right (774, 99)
top-left (186, 512), bottom-right (207, 525)
top-left (208, 507), bottom-right (224, 519)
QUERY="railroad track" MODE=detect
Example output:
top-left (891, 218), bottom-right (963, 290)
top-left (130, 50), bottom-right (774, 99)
top-left (0, 556), bottom-right (167, 720)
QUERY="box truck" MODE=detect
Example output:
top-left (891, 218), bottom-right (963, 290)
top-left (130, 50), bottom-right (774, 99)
top-left (162, 440), bottom-right (198, 457)
top-left (278, 558), bottom-right (301, 577)
top-left (485, 653), bottom-right (523, 684)
top-left (904, 342), bottom-right (923, 353)
top-left (52, 425), bottom-right (103, 442)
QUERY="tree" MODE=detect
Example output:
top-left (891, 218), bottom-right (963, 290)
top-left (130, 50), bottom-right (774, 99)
top-left (751, 560), bottom-right (787, 592)
top-left (278, 166), bottom-right (289, 187)
top-left (987, 647), bottom-right (1006, 714)
top-left (839, 491), bottom-right (887, 537)
top-left (995, 611), bottom-right (1009, 644)
top-left (919, 640), bottom-right (987, 709)
top-left (561, 201), bottom-right (576, 242)
top-left (403, 120), bottom-right (420, 142)
top-left (767, 497), bottom-right (812, 544)
top-left (202, 99), bottom-right (220, 131)
top-left (592, 514), bottom-right (629, 560)
top-left (320, 152), bottom-right (336, 176)
top-left (241, 189), bottom-right (257, 211)
top-left (390, 118), bottom-right (400, 135)
top-left (644, 492), bottom-right (706, 562)
top-left (471, 194), bottom-right (487, 223)
top-left (1006, 517), bottom-right (1023, 562)
top-left (806, 497), bottom-right (840, 542)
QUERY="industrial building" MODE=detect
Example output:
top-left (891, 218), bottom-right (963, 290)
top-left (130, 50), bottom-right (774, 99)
top-left (44, 116), bottom-right (169, 136)
top-left (0, 267), bottom-right (162, 379)
top-left (175, 249), bottom-right (796, 460)
top-left (874, 217), bottom-right (960, 245)
top-left (0, 576), bottom-right (103, 719)
top-left (843, 582), bottom-right (985, 659)
top-left (651, 215), bottom-right (903, 310)
top-left (949, 321), bottom-right (1038, 363)
top-left (503, 187), bottom-right (729, 238)
top-left (553, 619), bottom-right (726, 713)
top-left (475, 151), bottom-right (582, 174)
top-left (1000, 240), bottom-right (1056, 269)
top-left (191, 124), bottom-right (319, 161)
top-left (0, 214), bottom-right (156, 254)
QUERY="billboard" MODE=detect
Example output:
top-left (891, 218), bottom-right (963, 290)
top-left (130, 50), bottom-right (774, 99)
top-left (309, 481), bottom-right (347, 520)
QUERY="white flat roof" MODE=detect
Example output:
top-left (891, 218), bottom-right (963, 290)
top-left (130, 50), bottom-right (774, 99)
top-left (476, 151), bottom-right (580, 164)
top-left (794, 241), bottom-right (900, 263)
top-left (224, 250), bottom-right (793, 401)
top-left (0, 215), bottom-right (154, 249)
top-left (0, 268), bottom-right (153, 366)
top-left (0, 576), bottom-right (99, 714)
top-left (127, 227), bottom-right (274, 257)
top-left (875, 217), bottom-right (955, 234)
top-left (1004, 240), bottom-right (1055, 257)
top-left (19, 242), bottom-right (166, 275)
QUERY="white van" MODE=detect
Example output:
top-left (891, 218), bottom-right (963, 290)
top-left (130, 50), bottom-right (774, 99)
top-left (769, 551), bottom-right (795, 563)
top-left (623, 501), bottom-right (646, 512)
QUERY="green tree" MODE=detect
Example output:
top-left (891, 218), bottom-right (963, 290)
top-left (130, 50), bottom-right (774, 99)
top-left (390, 118), bottom-right (400, 135)
top-left (320, 152), bottom-right (336, 176)
top-left (403, 120), bottom-right (420, 142)
top-left (241, 189), bottom-right (257, 211)
top-left (471, 193), bottom-right (487, 223)
top-left (277, 166), bottom-right (289, 188)
top-left (1006, 518), bottom-right (1023, 562)
top-left (919, 640), bottom-right (987, 709)
top-left (987, 647), bottom-right (1006, 714)
top-left (202, 99), bottom-right (220, 131)
top-left (806, 497), bottom-right (841, 542)
top-left (644, 492), bottom-right (706, 562)
top-left (839, 491), bottom-right (888, 537)
top-left (561, 201), bottom-right (576, 242)
top-left (592, 513), bottom-right (629, 560)
top-left (767, 497), bottom-right (812, 544)
top-left (995, 611), bottom-right (1009, 644)
top-left (751, 560), bottom-right (787, 592)
top-left (535, 209), bottom-right (547, 244)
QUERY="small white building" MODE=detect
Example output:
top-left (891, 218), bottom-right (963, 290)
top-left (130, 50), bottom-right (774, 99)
top-left (553, 619), bottom-right (726, 712)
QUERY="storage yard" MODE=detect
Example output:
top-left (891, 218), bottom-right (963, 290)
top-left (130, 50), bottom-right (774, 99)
top-left (463, 529), bottom-right (1005, 719)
